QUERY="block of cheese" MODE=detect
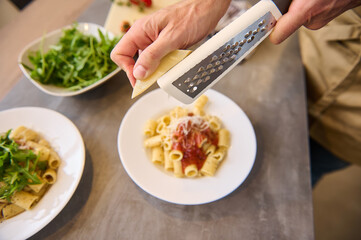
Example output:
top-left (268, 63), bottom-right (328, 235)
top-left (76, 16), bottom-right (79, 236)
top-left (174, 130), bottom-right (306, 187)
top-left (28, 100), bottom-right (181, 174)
top-left (104, 0), bottom-right (180, 36)
top-left (131, 50), bottom-right (191, 98)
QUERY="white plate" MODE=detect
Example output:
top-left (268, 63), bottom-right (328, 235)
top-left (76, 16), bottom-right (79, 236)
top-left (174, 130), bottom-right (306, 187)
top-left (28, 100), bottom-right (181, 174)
top-left (18, 22), bottom-right (120, 97)
top-left (0, 107), bottom-right (85, 240)
top-left (118, 89), bottom-right (256, 205)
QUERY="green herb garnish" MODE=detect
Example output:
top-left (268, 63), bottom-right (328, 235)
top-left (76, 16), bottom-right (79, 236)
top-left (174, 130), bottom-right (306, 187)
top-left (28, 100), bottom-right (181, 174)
top-left (0, 130), bottom-right (41, 200)
top-left (23, 23), bottom-right (120, 91)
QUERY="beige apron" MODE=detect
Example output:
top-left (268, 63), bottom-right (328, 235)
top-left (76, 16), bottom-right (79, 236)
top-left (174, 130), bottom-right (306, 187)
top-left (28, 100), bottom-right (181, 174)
top-left (299, 7), bottom-right (361, 165)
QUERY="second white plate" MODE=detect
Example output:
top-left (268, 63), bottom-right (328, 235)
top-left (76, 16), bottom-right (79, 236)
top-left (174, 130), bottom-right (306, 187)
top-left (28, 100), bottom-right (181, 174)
top-left (0, 107), bottom-right (85, 240)
top-left (118, 89), bottom-right (256, 205)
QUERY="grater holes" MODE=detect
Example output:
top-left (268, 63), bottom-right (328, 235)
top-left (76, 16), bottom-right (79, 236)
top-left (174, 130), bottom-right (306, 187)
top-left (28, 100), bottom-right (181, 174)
top-left (190, 86), bottom-right (197, 93)
top-left (211, 55), bottom-right (218, 62)
top-left (247, 36), bottom-right (255, 43)
top-left (258, 19), bottom-right (265, 27)
top-left (223, 44), bottom-right (231, 51)
top-left (197, 66), bottom-right (205, 73)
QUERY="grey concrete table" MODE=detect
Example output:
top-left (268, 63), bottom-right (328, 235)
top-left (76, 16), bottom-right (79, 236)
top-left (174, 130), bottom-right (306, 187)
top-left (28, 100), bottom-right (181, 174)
top-left (0, 0), bottom-right (314, 239)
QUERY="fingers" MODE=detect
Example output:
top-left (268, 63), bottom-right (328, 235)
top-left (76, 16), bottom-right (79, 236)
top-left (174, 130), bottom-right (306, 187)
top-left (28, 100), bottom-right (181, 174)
top-left (111, 23), bottom-right (154, 86)
top-left (133, 33), bottom-right (175, 80)
top-left (110, 36), bottom-right (137, 86)
top-left (269, 0), bottom-right (311, 44)
top-left (269, 10), bottom-right (306, 44)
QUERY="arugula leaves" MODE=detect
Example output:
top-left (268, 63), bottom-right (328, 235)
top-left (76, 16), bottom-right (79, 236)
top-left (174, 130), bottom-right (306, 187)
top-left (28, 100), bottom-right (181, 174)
top-left (0, 130), bottom-right (42, 200)
top-left (23, 24), bottom-right (120, 91)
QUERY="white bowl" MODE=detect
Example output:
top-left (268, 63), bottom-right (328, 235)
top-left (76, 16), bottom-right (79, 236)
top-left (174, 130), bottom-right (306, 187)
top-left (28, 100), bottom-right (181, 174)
top-left (18, 22), bottom-right (121, 97)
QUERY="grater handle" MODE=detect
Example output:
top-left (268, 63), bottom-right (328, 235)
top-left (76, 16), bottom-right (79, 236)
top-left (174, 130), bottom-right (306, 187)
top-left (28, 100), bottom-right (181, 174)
top-left (272, 0), bottom-right (292, 14)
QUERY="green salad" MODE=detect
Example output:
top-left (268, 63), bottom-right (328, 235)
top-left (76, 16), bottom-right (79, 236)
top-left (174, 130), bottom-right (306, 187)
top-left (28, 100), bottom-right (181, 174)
top-left (22, 24), bottom-right (120, 91)
top-left (0, 130), bottom-right (44, 200)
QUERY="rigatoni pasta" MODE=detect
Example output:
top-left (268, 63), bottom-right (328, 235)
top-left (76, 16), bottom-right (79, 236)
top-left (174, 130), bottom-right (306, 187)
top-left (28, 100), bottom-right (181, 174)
top-left (0, 126), bottom-right (61, 221)
top-left (143, 95), bottom-right (231, 178)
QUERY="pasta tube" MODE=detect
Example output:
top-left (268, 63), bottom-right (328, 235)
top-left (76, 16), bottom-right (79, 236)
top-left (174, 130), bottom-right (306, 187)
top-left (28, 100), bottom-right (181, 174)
top-left (38, 138), bottom-right (51, 148)
top-left (212, 147), bottom-right (228, 163)
top-left (11, 191), bottom-right (39, 210)
top-left (193, 107), bottom-right (205, 116)
top-left (158, 115), bottom-right (171, 126)
top-left (27, 141), bottom-right (50, 161)
top-left (27, 177), bottom-right (46, 193)
top-left (169, 150), bottom-right (183, 162)
top-left (205, 145), bottom-right (216, 156)
top-left (143, 119), bottom-right (157, 137)
top-left (194, 95), bottom-right (208, 110)
top-left (9, 126), bottom-right (39, 142)
top-left (208, 116), bottom-right (221, 132)
top-left (151, 147), bottom-right (164, 165)
top-left (173, 159), bottom-right (184, 178)
top-left (2, 204), bottom-right (25, 219)
top-left (43, 168), bottom-right (57, 184)
top-left (170, 106), bottom-right (187, 119)
top-left (144, 135), bottom-right (162, 148)
top-left (48, 151), bottom-right (61, 169)
top-left (200, 155), bottom-right (218, 176)
top-left (218, 129), bottom-right (230, 148)
top-left (184, 164), bottom-right (198, 177)
top-left (163, 138), bottom-right (172, 151)
top-left (156, 122), bottom-right (166, 134)
top-left (164, 150), bottom-right (173, 171)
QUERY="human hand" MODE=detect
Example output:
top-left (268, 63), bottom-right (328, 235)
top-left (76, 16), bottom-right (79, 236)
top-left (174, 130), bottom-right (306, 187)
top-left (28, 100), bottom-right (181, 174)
top-left (269, 0), bottom-right (361, 44)
top-left (110, 0), bottom-right (231, 87)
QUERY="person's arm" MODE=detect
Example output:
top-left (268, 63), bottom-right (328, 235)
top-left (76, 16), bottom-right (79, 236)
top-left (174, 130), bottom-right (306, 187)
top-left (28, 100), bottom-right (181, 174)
top-left (110, 0), bottom-right (231, 86)
top-left (269, 0), bottom-right (361, 44)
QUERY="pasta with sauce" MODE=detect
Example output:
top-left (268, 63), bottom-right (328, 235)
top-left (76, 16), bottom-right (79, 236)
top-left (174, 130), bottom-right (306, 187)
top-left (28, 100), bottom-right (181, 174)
top-left (143, 95), bottom-right (231, 178)
top-left (0, 126), bottom-right (61, 221)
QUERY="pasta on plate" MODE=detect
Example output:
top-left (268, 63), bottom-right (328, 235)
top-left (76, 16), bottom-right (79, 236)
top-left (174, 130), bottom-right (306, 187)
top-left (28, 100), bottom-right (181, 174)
top-left (143, 95), bottom-right (230, 178)
top-left (0, 126), bottom-right (61, 221)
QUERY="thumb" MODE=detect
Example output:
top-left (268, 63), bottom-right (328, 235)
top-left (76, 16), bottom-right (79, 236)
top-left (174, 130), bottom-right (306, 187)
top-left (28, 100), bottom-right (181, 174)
top-left (133, 36), bottom-right (174, 80)
top-left (269, 8), bottom-right (306, 44)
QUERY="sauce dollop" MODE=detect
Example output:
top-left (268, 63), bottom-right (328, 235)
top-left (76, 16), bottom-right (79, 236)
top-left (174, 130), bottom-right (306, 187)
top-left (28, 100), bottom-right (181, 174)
top-left (171, 115), bottom-right (218, 172)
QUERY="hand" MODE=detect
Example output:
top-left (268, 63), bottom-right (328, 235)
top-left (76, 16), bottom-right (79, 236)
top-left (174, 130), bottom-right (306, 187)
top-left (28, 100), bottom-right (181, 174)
top-left (111, 0), bottom-right (231, 86)
top-left (269, 0), bottom-right (361, 44)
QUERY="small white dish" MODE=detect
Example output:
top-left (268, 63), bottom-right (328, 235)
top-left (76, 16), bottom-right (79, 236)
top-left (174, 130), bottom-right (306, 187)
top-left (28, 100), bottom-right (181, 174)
top-left (0, 107), bottom-right (85, 240)
top-left (118, 89), bottom-right (257, 205)
top-left (18, 22), bottom-right (121, 97)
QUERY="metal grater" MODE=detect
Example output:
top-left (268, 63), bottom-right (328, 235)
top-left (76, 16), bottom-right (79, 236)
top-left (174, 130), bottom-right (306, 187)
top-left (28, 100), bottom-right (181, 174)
top-left (157, 0), bottom-right (291, 104)
top-left (172, 12), bottom-right (276, 98)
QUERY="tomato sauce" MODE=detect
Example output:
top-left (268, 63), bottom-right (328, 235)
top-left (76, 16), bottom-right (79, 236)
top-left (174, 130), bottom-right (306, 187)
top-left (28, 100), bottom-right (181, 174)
top-left (171, 116), bottom-right (218, 172)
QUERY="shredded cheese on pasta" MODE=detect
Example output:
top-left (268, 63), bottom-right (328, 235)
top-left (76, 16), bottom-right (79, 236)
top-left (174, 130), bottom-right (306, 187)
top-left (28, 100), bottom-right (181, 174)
top-left (167, 116), bottom-right (209, 137)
